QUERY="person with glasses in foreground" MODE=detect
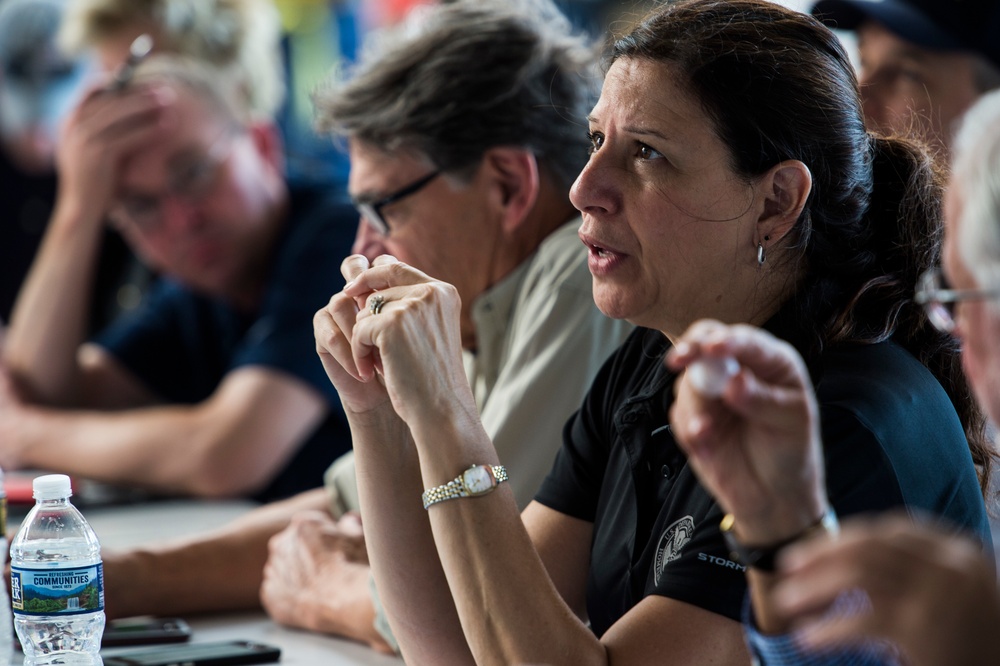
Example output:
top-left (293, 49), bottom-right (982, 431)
top-left (668, 90), bottom-right (1000, 666)
top-left (0, 54), bottom-right (357, 502)
top-left (315, 1), bottom-right (992, 663)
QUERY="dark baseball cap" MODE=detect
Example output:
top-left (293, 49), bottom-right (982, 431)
top-left (0, 0), bottom-right (85, 139)
top-left (811, 0), bottom-right (1000, 70)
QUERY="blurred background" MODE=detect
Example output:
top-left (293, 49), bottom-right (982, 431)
top-left (0, 0), bottom-right (856, 329)
top-left (269, 0), bottom-right (849, 187)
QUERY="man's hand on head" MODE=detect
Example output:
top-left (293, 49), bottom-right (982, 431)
top-left (55, 83), bottom-right (176, 229)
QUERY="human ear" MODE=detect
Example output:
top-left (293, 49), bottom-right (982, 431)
top-left (483, 147), bottom-right (540, 232)
top-left (757, 160), bottom-right (812, 246)
top-left (248, 121), bottom-right (286, 175)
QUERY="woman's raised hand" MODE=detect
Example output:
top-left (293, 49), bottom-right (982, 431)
top-left (315, 254), bottom-right (473, 426)
top-left (315, 255), bottom-right (390, 415)
top-left (667, 320), bottom-right (828, 544)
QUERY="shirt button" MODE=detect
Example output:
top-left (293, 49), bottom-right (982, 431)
top-left (661, 464), bottom-right (673, 479)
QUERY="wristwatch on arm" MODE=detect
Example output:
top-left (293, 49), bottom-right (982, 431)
top-left (422, 464), bottom-right (509, 510)
top-left (719, 507), bottom-right (839, 572)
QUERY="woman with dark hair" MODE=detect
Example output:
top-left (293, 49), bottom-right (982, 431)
top-left (313, 1), bottom-right (992, 664)
top-left (669, 89), bottom-right (1000, 666)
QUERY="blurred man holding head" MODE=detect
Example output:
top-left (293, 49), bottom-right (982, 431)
top-left (0, 55), bottom-right (356, 501)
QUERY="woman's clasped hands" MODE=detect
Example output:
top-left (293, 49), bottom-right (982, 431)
top-left (314, 254), bottom-right (474, 426)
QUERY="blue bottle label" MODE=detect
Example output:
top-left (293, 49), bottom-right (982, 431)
top-left (11, 563), bottom-right (104, 616)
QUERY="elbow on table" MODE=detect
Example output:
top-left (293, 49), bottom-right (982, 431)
top-left (182, 447), bottom-right (275, 499)
top-left (4, 362), bottom-right (81, 408)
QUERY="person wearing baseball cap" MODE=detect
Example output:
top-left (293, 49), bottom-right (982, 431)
top-left (0, 0), bottom-right (87, 322)
top-left (812, 0), bottom-right (1000, 155)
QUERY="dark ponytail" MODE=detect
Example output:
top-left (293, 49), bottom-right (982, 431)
top-left (613, 0), bottom-right (994, 494)
top-left (820, 135), bottom-right (993, 495)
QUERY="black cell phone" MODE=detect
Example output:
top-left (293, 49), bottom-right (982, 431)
top-left (102, 639), bottom-right (281, 666)
top-left (102, 617), bottom-right (193, 647)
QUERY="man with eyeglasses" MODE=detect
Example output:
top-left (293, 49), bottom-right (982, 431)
top-left (258, 0), bottom-right (632, 650)
top-left (67, 0), bottom-right (633, 653)
top-left (0, 55), bottom-right (357, 502)
top-left (915, 267), bottom-right (1000, 335)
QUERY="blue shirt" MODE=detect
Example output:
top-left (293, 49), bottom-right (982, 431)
top-left (743, 594), bottom-right (901, 665)
top-left (96, 184), bottom-right (357, 502)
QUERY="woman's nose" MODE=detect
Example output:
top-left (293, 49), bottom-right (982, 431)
top-left (570, 151), bottom-right (621, 217)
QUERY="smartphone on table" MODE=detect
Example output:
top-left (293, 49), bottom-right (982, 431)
top-left (102, 616), bottom-right (192, 647)
top-left (102, 639), bottom-right (280, 666)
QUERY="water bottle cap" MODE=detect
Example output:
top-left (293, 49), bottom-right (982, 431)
top-left (32, 474), bottom-right (72, 500)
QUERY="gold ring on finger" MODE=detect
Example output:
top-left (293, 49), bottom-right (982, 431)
top-left (369, 293), bottom-right (386, 316)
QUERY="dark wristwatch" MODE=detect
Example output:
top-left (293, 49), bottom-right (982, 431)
top-left (719, 508), bottom-right (839, 572)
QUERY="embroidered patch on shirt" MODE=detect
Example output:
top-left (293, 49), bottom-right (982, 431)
top-left (653, 515), bottom-right (695, 585)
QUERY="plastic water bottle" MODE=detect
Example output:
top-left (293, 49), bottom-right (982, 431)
top-left (10, 475), bottom-right (105, 665)
top-left (0, 467), bottom-right (13, 666)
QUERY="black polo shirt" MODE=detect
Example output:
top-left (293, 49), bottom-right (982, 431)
top-left (536, 326), bottom-right (991, 637)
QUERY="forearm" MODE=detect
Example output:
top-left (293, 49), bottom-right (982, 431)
top-left (741, 505), bottom-right (834, 635)
top-left (747, 571), bottom-right (790, 634)
top-left (411, 415), bottom-right (603, 666)
top-left (15, 403), bottom-right (257, 496)
top-left (5, 201), bottom-right (107, 404)
top-left (104, 533), bottom-right (266, 619)
top-left (13, 367), bottom-right (326, 497)
top-left (103, 488), bottom-right (329, 618)
top-left (350, 409), bottom-right (474, 666)
top-left (432, 498), bottom-right (601, 665)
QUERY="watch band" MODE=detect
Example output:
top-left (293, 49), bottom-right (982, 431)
top-left (720, 507), bottom-right (839, 572)
top-left (422, 464), bottom-right (509, 510)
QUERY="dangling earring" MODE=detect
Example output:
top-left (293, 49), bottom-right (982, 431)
top-left (757, 235), bottom-right (770, 267)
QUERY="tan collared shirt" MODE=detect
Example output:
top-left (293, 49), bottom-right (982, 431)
top-left (324, 218), bottom-right (633, 510)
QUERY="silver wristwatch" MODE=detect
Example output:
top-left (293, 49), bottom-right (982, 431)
top-left (422, 464), bottom-right (509, 509)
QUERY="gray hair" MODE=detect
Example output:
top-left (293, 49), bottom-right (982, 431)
top-left (953, 89), bottom-right (1000, 305)
top-left (59, 0), bottom-right (283, 119)
top-left (313, 0), bottom-right (598, 191)
top-left (131, 53), bottom-right (249, 127)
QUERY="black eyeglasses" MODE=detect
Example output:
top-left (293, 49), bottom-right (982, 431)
top-left (915, 267), bottom-right (1000, 334)
top-left (352, 170), bottom-right (441, 236)
top-left (110, 131), bottom-right (236, 233)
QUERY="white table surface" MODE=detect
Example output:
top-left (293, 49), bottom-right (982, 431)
top-left (8, 497), bottom-right (403, 665)
top-left (136, 611), bottom-right (404, 665)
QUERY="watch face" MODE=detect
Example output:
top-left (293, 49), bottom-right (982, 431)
top-left (462, 466), bottom-right (495, 494)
